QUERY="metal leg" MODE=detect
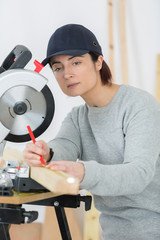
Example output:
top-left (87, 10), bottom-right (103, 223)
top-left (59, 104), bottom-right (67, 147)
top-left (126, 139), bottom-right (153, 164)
top-left (29, 194), bottom-right (92, 240)
top-left (54, 207), bottom-right (72, 240)
top-left (0, 224), bottom-right (10, 240)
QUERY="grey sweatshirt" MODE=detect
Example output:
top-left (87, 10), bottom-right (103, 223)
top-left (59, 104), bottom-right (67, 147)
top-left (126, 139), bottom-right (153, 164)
top-left (49, 85), bottom-right (160, 240)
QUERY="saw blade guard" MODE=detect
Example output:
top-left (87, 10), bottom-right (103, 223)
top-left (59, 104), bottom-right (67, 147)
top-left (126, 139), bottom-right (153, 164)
top-left (0, 69), bottom-right (55, 143)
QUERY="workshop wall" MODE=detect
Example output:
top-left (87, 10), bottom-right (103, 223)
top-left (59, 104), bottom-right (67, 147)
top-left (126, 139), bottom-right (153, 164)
top-left (0, 0), bottom-right (160, 143)
top-left (0, 0), bottom-right (160, 236)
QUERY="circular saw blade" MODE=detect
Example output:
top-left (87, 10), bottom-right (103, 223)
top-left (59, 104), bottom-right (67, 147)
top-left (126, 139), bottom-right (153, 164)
top-left (0, 85), bottom-right (55, 142)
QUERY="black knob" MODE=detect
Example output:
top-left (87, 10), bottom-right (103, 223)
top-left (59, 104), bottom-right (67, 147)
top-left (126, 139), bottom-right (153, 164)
top-left (13, 101), bottom-right (27, 115)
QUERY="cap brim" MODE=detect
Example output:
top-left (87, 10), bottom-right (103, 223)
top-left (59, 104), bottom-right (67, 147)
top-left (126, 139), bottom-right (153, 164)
top-left (42, 49), bottom-right (89, 66)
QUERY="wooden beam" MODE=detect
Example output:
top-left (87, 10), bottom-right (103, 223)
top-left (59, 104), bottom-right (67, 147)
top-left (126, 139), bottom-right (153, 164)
top-left (10, 223), bottom-right (41, 240)
top-left (108, 0), bottom-right (114, 79)
top-left (119, 0), bottom-right (128, 84)
top-left (2, 147), bottom-right (24, 164)
top-left (155, 55), bottom-right (160, 102)
top-left (83, 193), bottom-right (100, 240)
top-left (30, 167), bottom-right (79, 195)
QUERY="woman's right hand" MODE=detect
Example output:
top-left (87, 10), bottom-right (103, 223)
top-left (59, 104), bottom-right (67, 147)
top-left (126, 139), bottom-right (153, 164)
top-left (23, 140), bottom-right (50, 167)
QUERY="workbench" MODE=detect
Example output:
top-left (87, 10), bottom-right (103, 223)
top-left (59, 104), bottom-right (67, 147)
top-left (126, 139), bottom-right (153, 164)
top-left (0, 191), bottom-right (92, 240)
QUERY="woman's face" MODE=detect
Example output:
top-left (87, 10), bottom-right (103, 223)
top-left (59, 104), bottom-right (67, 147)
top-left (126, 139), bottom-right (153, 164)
top-left (50, 53), bottom-right (103, 98)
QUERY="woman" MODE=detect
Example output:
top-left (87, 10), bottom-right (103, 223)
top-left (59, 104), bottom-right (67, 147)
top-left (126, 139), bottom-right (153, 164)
top-left (24, 24), bottom-right (160, 240)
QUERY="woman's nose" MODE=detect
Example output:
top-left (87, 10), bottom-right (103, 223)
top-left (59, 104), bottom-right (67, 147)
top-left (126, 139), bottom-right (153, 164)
top-left (63, 66), bottom-right (73, 79)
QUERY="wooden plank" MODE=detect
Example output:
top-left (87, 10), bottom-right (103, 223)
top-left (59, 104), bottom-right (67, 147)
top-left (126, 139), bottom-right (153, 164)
top-left (10, 223), bottom-right (41, 240)
top-left (30, 167), bottom-right (79, 195)
top-left (41, 207), bottom-right (82, 240)
top-left (1, 147), bottom-right (24, 167)
top-left (0, 191), bottom-right (58, 204)
top-left (108, 0), bottom-right (114, 79)
top-left (0, 159), bottom-right (5, 168)
top-left (119, 0), bottom-right (128, 84)
top-left (155, 55), bottom-right (160, 102)
top-left (2, 147), bottom-right (24, 163)
top-left (83, 193), bottom-right (100, 240)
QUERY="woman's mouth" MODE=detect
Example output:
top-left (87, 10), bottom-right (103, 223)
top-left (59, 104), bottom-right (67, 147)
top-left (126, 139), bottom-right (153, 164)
top-left (67, 82), bottom-right (80, 88)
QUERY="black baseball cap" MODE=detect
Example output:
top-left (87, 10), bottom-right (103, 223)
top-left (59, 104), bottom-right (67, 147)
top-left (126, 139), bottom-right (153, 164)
top-left (42, 24), bottom-right (103, 66)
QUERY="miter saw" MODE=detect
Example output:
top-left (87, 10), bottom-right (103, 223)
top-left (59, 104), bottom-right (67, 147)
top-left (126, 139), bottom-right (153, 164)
top-left (0, 45), bottom-right (92, 240)
top-left (0, 45), bottom-right (55, 194)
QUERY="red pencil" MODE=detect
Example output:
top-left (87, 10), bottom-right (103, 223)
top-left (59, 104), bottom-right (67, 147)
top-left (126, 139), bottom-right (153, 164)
top-left (27, 125), bottom-right (45, 165)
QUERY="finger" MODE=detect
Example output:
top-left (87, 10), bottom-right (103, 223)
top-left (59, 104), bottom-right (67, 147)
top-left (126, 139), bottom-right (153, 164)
top-left (46, 160), bottom-right (65, 167)
top-left (35, 140), bottom-right (45, 149)
top-left (35, 142), bottom-right (47, 155)
top-left (23, 151), bottom-right (41, 161)
top-left (50, 165), bottom-right (66, 171)
top-left (35, 141), bottom-right (50, 160)
top-left (25, 159), bottom-right (42, 167)
top-left (46, 162), bottom-right (67, 171)
top-left (25, 142), bottom-right (46, 156)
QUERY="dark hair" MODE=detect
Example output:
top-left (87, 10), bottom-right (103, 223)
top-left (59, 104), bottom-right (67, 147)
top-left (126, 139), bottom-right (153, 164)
top-left (89, 52), bottom-right (112, 85)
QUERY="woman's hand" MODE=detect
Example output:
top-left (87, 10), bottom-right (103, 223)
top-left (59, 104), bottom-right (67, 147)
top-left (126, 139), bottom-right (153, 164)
top-left (23, 140), bottom-right (50, 166)
top-left (46, 161), bottom-right (85, 182)
top-left (23, 141), bottom-right (85, 182)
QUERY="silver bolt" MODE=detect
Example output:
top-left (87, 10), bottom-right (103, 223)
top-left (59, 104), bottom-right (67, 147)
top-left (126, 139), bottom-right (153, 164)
top-left (54, 201), bottom-right (59, 207)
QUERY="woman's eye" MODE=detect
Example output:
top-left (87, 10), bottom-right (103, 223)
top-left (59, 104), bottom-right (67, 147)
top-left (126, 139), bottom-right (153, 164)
top-left (73, 61), bottom-right (81, 66)
top-left (53, 67), bottom-right (61, 72)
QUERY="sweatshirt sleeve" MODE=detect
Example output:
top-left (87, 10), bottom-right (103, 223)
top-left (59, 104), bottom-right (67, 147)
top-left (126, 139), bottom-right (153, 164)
top-left (80, 106), bottom-right (160, 196)
top-left (48, 110), bottom-right (82, 161)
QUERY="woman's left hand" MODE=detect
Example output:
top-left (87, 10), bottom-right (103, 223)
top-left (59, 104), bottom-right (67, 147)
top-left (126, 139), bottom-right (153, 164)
top-left (46, 161), bottom-right (85, 182)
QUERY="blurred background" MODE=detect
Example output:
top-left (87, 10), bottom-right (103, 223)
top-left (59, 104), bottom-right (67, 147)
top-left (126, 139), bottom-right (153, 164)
top-left (0, 0), bottom-right (160, 239)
